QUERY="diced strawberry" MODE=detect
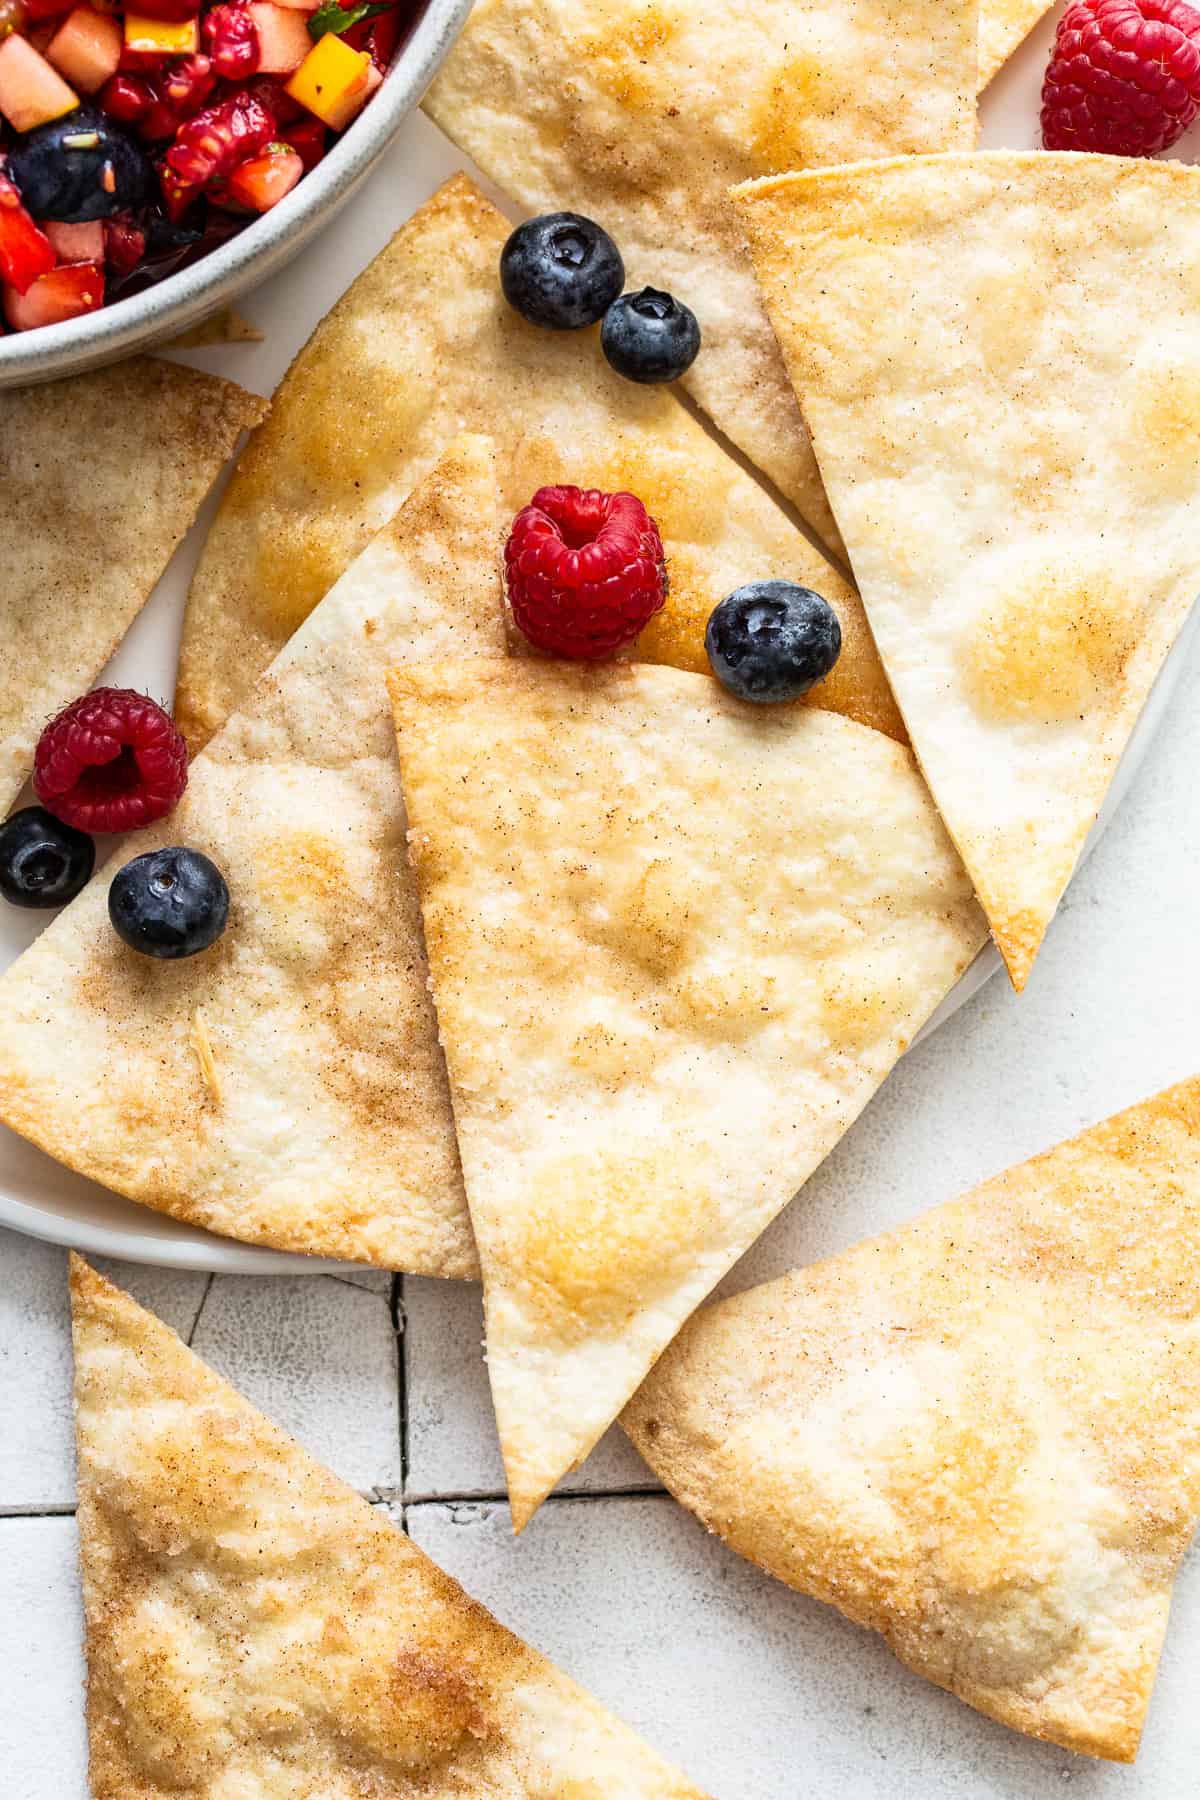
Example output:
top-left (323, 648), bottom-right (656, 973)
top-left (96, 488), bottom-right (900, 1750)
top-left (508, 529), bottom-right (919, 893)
top-left (4, 258), bottom-right (103, 328)
top-left (282, 111), bottom-right (324, 168)
top-left (46, 5), bottom-right (121, 91)
top-left (0, 30), bottom-right (78, 129)
top-left (363, 5), bottom-right (400, 70)
top-left (246, 1), bottom-right (307, 71)
top-left (244, 70), bottom-right (302, 120)
top-left (0, 172), bottom-right (55, 292)
top-left (21, 0), bottom-right (74, 20)
top-left (120, 0), bottom-right (198, 19)
top-left (42, 216), bottom-right (104, 259)
top-left (99, 67), bottom-right (151, 118)
top-left (102, 211), bottom-right (144, 272)
top-left (226, 138), bottom-right (301, 209)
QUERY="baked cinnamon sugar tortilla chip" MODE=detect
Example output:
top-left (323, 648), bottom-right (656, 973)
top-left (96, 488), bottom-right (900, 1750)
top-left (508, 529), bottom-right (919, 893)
top-left (735, 152), bottom-right (1200, 989)
top-left (0, 358), bottom-right (263, 819)
top-left (69, 1256), bottom-right (710, 1798)
top-left (625, 1077), bottom-right (1200, 1762)
top-left (390, 659), bottom-right (986, 1527)
top-left (177, 173), bottom-right (900, 752)
top-left (168, 306), bottom-right (263, 348)
top-left (0, 438), bottom-right (511, 1275)
top-left (426, 0), bottom-right (978, 555)
top-left (979, 0), bottom-right (1054, 86)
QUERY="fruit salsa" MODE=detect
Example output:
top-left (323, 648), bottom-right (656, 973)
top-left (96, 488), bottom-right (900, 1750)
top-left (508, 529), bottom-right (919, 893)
top-left (0, 0), bottom-right (420, 330)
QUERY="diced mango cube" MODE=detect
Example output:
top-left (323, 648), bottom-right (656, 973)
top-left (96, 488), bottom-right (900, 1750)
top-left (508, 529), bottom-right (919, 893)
top-left (123, 10), bottom-right (198, 54)
top-left (284, 31), bottom-right (376, 131)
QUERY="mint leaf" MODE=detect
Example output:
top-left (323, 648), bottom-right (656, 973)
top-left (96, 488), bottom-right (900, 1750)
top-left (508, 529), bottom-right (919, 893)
top-left (307, 0), bottom-right (392, 40)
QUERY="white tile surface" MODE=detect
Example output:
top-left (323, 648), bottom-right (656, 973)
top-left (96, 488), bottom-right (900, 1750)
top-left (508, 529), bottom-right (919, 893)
top-left (404, 1276), bottom-right (659, 1499)
top-left (0, 1517), bottom-right (88, 1800)
top-left (190, 1275), bottom-right (402, 1495)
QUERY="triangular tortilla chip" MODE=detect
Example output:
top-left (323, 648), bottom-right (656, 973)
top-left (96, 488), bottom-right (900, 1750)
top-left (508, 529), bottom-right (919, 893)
top-left (0, 437), bottom-right (510, 1275)
top-left (69, 1257), bottom-right (709, 1798)
top-left (389, 659), bottom-right (986, 1526)
top-left (625, 1077), bottom-right (1200, 1762)
top-left (168, 306), bottom-right (263, 348)
top-left (979, 0), bottom-right (1053, 87)
top-left (177, 173), bottom-right (900, 753)
top-left (0, 358), bottom-right (263, 818)
top-left (426, 0), bottom-right (978, 555)
top-left (734, 152), bottom-right (1200, 989)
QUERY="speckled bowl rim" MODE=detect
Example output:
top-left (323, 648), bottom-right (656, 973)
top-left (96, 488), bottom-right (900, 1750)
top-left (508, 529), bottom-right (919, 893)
top-left (0, 0), bottom-right (472, 386)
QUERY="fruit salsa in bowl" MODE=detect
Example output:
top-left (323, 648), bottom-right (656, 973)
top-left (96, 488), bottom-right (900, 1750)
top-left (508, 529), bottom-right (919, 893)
top-left (0, 0), bottom-right (468, 376)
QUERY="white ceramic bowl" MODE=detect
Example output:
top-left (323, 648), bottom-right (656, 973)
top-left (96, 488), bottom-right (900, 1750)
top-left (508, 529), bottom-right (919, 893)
top-left (0, 0), bottom-right (472, 387)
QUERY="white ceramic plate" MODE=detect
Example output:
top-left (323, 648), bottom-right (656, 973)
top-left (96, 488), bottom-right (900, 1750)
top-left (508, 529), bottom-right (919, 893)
top-left (0, 12), bottom-right (1195, 1270)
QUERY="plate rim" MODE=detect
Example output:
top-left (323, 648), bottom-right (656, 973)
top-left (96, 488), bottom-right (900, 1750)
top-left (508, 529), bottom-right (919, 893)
top-left (3, 605), bottom-right (1193, 1273)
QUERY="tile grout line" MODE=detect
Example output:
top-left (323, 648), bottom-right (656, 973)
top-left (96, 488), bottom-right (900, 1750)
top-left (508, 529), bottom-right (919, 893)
top-left (0, 1488), bottom-right (667, 1522)
top-left (403, 1485), bottom-right (667, 1508)
top-left (0, 1503), bottom-right (76, 1520)
top-left (391, 1272), bottom-right (409, 1509)
top-left (185, 1272), bottom-right (215, 1347)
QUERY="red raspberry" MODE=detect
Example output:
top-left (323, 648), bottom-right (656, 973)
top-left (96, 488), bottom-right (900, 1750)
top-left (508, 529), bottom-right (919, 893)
top-left (33, 689), bottom-right (188, 835)
top-left (505, 487), bottom-right (666, 660)
top-left (202, 5), bottom-right (261, 82)
top-left (164, 88), bottom-right (275, 195)
top-left (1042, 0), bottom-right (1200, 153)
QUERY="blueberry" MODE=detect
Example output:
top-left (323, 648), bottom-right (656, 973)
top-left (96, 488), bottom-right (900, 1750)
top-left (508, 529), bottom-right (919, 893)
top-left (0, 807), bottom-right (94, 909)
top-left (108, 848), bottom-right (229, 960)
top-left (600, 287), bottom-right (701, 384)
top-left (500, 213), bottom-right (624, 330)
top-left (8, 109), bottom-right (151, 223)
top-left (705, 581), bottom-right (842, 704)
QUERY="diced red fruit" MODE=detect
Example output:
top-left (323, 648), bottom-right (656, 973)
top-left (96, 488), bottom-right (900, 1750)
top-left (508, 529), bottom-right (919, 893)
top-left (344, 3), bottom-right (399, 69)
top-left (21, 0), bottom-right (74, 20)
top-left (117, 0), bottom-right (199, 20)
top-left (226, 137), bottom-right (300, 208)
top-left (202, 1), bottom-right (259, 78)
top-left (364, 7), bottom-right (401, 69)
top-left (243, 69), bottom-right (302, 120)
top-left (158, 156), bottom-right (193, 218)
top-left (0, 30), bottom-right (79, 130)
top-left (282, 111), bottom-right (324, 168)
top-left (0, 173), bottom-right (55, 293)
top-left (33, 687), bottom-right (188, 833)
top-left (46, 5), bottom-right (120, 91)
top-left (504, 488), bottom-right (667, 660)
top-left (116, 40), bottom-right (167, 65)
top-left (164, 85), bottom-right (274, 188)
top-left (99, 67), bottom-right (149, 118)
top-left (102, 53), bottom-right (213, 137)
top-left (102, 211), bottom-right (143, 272)
top-left (42, 215), bottom-right (103, 259)
top-left (246, 1), bottom-right (308, 72)
top-left (4, 258), bottom-right (104, 328)
top-left (0, 0), bottom-right (28, 40)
